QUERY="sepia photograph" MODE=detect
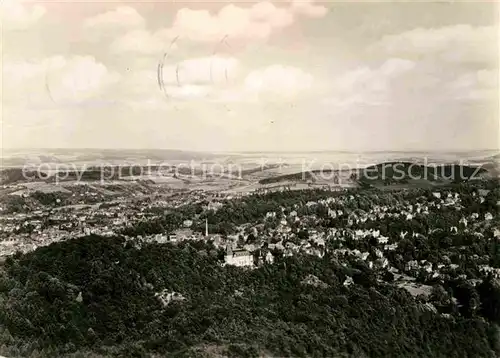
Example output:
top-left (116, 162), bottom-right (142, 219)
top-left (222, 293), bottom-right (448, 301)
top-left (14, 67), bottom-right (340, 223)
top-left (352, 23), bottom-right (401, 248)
top-left (0, 0), bottom-right (499, 357)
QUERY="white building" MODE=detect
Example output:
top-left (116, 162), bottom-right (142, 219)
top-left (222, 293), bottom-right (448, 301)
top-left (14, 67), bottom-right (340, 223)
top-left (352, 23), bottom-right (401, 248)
top-left (265, 251), bottom-right (274, 264)
top-left (225, 246), bottom-right (254, 267)
top-left (154, 290), bottom-right (186, 307)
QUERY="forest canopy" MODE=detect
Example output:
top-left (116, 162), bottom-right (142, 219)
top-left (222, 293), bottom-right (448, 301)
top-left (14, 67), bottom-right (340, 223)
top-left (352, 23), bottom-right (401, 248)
top-left (0, 234), bottom-right (499, 358)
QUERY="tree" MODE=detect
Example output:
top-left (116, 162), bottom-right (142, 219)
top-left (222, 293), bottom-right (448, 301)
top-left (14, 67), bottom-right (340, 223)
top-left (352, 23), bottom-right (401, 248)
top-left (246, 233), bottom-right (257, 244)
top-left (478, 276), bottom-right (500, 324)
top-left (454, 281), bottom-right (480, 317)
top-left (430, 284), bottom-right (449, 305)
top-left (297, 230), bottom-right (309, 241)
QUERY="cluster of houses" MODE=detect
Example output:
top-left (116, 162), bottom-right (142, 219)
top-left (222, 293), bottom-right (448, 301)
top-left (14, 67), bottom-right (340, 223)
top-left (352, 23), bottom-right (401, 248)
top-left (119, 186), bottom-right (498, 276)
top-left (0, 187), bottom-right (240, 256)
top-left (1, 183), bottom-right (498, 285)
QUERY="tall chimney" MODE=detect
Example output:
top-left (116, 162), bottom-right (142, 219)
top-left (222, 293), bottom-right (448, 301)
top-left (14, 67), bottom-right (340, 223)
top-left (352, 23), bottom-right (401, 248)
top-left (205, 218), bottom-right (208, 237)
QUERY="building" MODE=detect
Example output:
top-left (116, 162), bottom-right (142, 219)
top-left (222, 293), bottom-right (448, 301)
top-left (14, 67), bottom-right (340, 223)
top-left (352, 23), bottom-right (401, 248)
top-left (265, 251), bottom-right (274, 264)
top-left (170, 228), bottom-right (193, 242)
top-left (224, 246), bottom-right (253, 267)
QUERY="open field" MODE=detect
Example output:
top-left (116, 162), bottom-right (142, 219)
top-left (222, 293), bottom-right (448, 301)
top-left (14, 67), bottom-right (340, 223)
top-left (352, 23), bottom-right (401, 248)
top-left (1, 149), bottom-right (498, 199)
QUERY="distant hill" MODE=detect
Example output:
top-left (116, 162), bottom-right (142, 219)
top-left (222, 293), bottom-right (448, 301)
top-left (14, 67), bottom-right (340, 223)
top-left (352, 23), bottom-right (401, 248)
top-left (0, 148), bottom-right (222, 167)
top-left (358, 162), bottom-right (488, 185)
top-left (0, 168), bottom-right (48, 185)
top-left (1, 165), bottom-right (191, 184)
top-left (258, 162), bottom-right (489, 186)
top-left (259, 171), bottom-right (318, 184)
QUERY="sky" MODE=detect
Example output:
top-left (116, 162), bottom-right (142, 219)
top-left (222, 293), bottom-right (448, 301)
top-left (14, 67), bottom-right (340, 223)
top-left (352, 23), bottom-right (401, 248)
top-left (1, 0), bottom-right (499, 152)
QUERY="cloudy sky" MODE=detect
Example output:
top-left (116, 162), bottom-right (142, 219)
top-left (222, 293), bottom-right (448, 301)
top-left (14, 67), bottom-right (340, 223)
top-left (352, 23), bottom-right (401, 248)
top-left (1, 0), bottom-right (499, 152)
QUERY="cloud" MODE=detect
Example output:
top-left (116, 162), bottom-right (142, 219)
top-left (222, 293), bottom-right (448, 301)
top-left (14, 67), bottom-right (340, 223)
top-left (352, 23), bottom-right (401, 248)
top-left (104, 0), bottom-right (327, 55)
top-left (110, 29), bottom-right (173, 55)
top-left (3, 55), bottom-right (120, 108)
top-left (165, 56), bottom-right (240, 85)
top-left (316, 51), bottom-right (499, 151)
top-left (250, 2), bottom-right (294, 27)
top-left (101, 55), bottom-right (239, 108)
top-left (165, 6), bottom-right (274, 43)
top-left (83, 6), bottom-right (145, 30)
top-left (2, 106), bottom-right (85, 148)
top-left (111, 57), bottom-right (313, 106)
top-left (0, 0), bottom-right (46, 31)
top-left (446, 69), bottom-right (499, 101)
top-left (327, 55), bottom-right (497, 111)
top-left (83, 6), bottom-right (145, 41)
top-left (378, 58), bottom-right (416, 76)
top-left (160, 0), bottom-right (326, 43)
top-left (45, 56), bottom-right (120, 103)
top-left (290, 0), bottom-right (328, 18)
top-left (371, 25), bottom-right (497, 65)
top-left (123, 86), bottom-right (213, 108)
top-left (329, 58), bottom-right (416, 106)
top-left (244, 65), bottom-right (313, 99)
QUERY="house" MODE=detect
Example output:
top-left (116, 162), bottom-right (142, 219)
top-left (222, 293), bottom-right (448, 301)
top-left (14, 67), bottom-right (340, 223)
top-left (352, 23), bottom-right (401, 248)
top-left (478, 189), bottom-right (490, 197)
top-left (171, 228), bottom-right (193, 241)
top-left (153, 234), bottom-right (169, 244)
top-left (155, 290), bottom-right (186, 307)
top-left (343, 276), bottom-right (354, 286)
top-left (265, 251), bottom-right (274, 264)
top-left (253, 250), bottom-right (275, 266)
top-left (224, 246), bottom-right (253, 267)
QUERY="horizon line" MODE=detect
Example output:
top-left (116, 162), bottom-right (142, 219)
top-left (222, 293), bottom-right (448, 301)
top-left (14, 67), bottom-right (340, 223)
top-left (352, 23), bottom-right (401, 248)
top-left (2, 147), bottom-right (499, 154)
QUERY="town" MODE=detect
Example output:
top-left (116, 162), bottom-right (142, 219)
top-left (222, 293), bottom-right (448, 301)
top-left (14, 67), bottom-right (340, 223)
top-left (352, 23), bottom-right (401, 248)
top-left (1, 174), bottom-right (499, 298)
top-left (0, 164), bottom-right (499, 358)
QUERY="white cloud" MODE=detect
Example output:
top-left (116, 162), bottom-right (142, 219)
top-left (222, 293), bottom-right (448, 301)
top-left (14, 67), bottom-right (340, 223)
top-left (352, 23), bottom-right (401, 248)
top-left (83, 6), bottom-right (145, 42)
top-left (105, 1), bottom-right (326, 55)
top-left (167, 56), bottom-right (240, 85)
top-left (84, 6), bottom-right (145, 30)
top-left (168, 6), bottom-right (271, 42)
top-left (0, 0), bottom-right (46, 31)
top-left (330, 58), bottom-right (416, 105)
top-left (371, 25), bottom-right (497, 65)
top-left (119, 56), bottom-right (240, 95)
top-left (447, 69), bottom-right (499, 101)
top-left (110, 58), bottom-right (313, 106)
top-left (290, 0), bottom-right (328, 18)
top-left (123, 85), bottom-right (213, 108)
top-left (327, 55), bottom-right (497, 110)
top-left (316, 51), bottom-right (499, 151)
top-left (168, 85), bottom-right (212, 100)
top-left (159, 0), bottom-right (326, 43)
top-left (379, 58), bottom-right (416, 76)
top-left (251, 2), bottom-right (294, 27)
top-left (110, 29), bottom-right (172, 55)
top-left (46, 56), bottom-right (120, 103)
top-left (3, 55), bottom-right (120, 108)
top-left (244, 65), bottom-right (313, 99)
top-left (113, 55), bottom-right (240, 103)
top-left (323, 57), bottom-right (493, 128)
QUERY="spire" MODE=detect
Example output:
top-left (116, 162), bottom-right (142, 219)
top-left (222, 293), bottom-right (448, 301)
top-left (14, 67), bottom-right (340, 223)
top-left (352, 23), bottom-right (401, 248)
top-left (205, 218), bottom-right (208, 237)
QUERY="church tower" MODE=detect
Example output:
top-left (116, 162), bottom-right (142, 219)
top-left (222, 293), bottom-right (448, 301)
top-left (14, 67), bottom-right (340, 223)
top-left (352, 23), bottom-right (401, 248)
top-left (205, 218), bottom-right (208, 237)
